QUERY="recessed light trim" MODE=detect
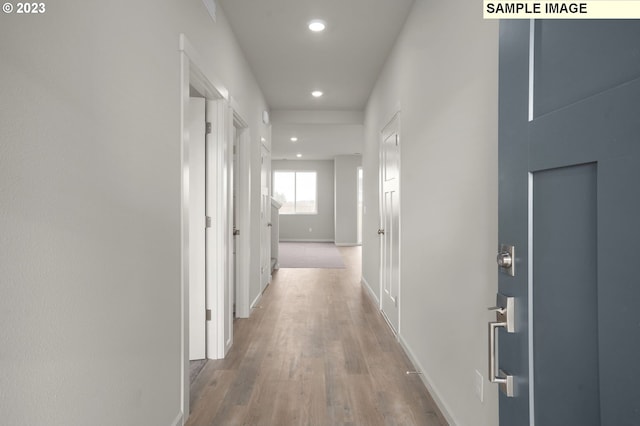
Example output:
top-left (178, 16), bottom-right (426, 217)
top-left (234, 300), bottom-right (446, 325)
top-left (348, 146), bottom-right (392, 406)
top-left (290, 137), bottom-right (298, 142)
top-left (308, 19), bottom-right (326, 32)
top-left (311, 90), bottom-right (323, 98)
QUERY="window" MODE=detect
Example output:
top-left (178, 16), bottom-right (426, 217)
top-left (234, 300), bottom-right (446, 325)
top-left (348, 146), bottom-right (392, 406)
top-left (273, 171), bottom-right (317, 214)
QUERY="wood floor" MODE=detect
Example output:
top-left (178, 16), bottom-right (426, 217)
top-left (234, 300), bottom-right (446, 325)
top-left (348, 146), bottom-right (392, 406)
top-left (186, 246), bottom-right (446, 426)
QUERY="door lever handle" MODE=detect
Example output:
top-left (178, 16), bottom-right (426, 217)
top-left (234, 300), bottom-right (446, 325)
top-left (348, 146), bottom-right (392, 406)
top-left (377, 229), bottom-right (385, 235)
top-left (487, 306), bottom-right (506, 314)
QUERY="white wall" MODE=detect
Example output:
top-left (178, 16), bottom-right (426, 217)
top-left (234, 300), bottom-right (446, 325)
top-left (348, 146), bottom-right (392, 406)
top-left (334, 155), bottom-right (362, 245)
top-left (0, 1), bottom-right (267, 424)
top-left (361, 1), bottom-right (499, 425)
top-left (272, 160), bottom-right (335, 241)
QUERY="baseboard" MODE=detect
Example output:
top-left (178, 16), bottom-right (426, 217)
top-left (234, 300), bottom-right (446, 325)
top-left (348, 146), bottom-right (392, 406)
top-left (279, 238), bottom-right (334, 243)
top-left (397, 335), bottom-right (459, 426)
top-left (250, 291), bottom-right (262, 310)
top-left (360, 276), bottom-right (380, 306)
top-left (171, 411), bottom-right (183, 426)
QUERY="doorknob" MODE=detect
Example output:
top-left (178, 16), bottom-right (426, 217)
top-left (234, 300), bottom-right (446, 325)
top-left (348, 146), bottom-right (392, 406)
top-left (497, 244), bottom-right (515, 276)
top-left (377, 229), bottom-right (385, 235)
top-left (488, 293), bottom-right (515, 397)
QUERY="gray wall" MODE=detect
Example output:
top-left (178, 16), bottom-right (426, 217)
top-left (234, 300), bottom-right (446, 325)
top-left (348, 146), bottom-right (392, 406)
top-left (0, 1), bottom-right (268, 425)
top-left (334, 155), bottom-right (362, 245)
top-left (361, 1), bottom-right (499, 425)
top-left (272, 160), bottom-right (335, 241)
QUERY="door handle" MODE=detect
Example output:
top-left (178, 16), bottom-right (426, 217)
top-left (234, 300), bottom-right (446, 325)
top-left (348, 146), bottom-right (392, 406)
top-left (233, 228), bottom-right (240, 236)
top-left (378, 229), bottom-right (385, 235)
top-left (487, 294), bottom-right (515, 397)
top-left (267, 223), bottom-right (272, 227)
top-left (489, 321), bottom-right (513, 396)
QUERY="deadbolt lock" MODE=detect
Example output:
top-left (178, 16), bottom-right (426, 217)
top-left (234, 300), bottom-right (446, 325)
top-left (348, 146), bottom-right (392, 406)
top-left (497, 244), bottom-right (515, 277)
top-left (497, 252), bottom-right (512, 268)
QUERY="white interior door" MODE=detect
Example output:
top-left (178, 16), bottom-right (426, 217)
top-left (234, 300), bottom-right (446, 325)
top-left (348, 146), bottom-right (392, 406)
top-left (260, 143), bottom-right (271, 291)
top-left (357, 167), bottom-right (363, 245)
top-left (188, 97), bottom-right (206, 361)
top-left (205, 99), bottom-right (233, 359)
top-left (232, 126), bottom-right (238, 317)
top-left (223, 104), bottom-right (234, 356)
top-left (379, 113), bottom-right (400, 334)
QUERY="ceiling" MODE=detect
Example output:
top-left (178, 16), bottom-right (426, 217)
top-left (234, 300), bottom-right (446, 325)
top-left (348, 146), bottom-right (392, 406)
top-left (271, 123), bottom-right (363, 160)
top-left (218, 0), bottom-right (415, 159)
top-left (218, 0), bottom-right (415, 111)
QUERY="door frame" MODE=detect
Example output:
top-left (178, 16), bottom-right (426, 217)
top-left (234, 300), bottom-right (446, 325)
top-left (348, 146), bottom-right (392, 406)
top-left (378, 111), bottom-right (402, 335)
top-left (179, 34), bottom-right (251, 422)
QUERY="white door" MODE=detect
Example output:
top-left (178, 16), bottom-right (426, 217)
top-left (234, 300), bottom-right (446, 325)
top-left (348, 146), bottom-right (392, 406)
top-left (379, 113), bottom-right (400, 333)
top-left (357, 167), bottom-right (363, 245)
top-left (188, 97), bottom-right (206, 360)
top-left (205, 99), bottom-right (233, 358)
top-left (260, 144), bottom-right (271, 291)
top-left (231, 126), bottom-right (238, 317)
top-left (223, 104), bottom-right (234, 356)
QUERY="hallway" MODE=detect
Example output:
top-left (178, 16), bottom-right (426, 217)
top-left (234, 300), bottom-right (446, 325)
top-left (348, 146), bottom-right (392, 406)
top-left (186, 247), bottom-right (445, 426)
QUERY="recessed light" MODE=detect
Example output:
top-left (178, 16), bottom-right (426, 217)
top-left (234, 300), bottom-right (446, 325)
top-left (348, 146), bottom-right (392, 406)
top-left (308, 19), bottom-right (326, 32)
top-left (261, 137), bottom-right (266, 142)
top-left (296, 153), bottom-right (302, 158)
top-left (290, 137), bottom-right (298, 142)
top-left (311, 90), bottom-right (323, 98)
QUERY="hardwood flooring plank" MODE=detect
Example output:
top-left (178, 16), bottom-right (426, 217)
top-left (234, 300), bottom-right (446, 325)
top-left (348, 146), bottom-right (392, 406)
top-left (186, 246), bottom-right (446, 426)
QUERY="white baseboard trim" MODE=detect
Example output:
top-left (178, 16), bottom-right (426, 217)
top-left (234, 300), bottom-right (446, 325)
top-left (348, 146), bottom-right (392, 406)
top-left (361, 276), bottom-right (379, 306)
top-left (397, 335), bottom-right (459, 426)
top-left (279, 238), bottom-right (334, 243)
top-left (335, 242), bottom-right (360, 247)
top-left (250, 291), bottom-right (262, 310)
top-left (171, 411), bottom-right (183, 426)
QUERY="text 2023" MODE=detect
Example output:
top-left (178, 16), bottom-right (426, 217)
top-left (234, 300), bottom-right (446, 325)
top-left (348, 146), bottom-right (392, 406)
top-left (17, 3), bottom-right (45, 13)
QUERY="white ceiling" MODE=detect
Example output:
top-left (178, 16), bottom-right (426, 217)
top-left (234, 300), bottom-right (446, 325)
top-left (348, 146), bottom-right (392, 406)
top-left (218, 0), bottom-right (414, 160)
top-left (272, 123), bottom-right (363, 160)
top-left (218, 0), bottom-right (415, 111)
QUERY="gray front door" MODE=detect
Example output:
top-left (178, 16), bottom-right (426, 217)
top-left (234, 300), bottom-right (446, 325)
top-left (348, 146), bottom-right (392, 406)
top-left (498, 20), bottom-right (640, 425)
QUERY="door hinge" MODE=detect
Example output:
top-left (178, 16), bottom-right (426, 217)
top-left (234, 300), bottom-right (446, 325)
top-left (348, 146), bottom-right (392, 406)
top-left (206, 122), bottom-right (212, 134)
top-left (233, 145), bottom-right (236, 155)
top-left (206, 216), bottom-right (212, 228)
top-left (206, 309), bottom-right (212, 321)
